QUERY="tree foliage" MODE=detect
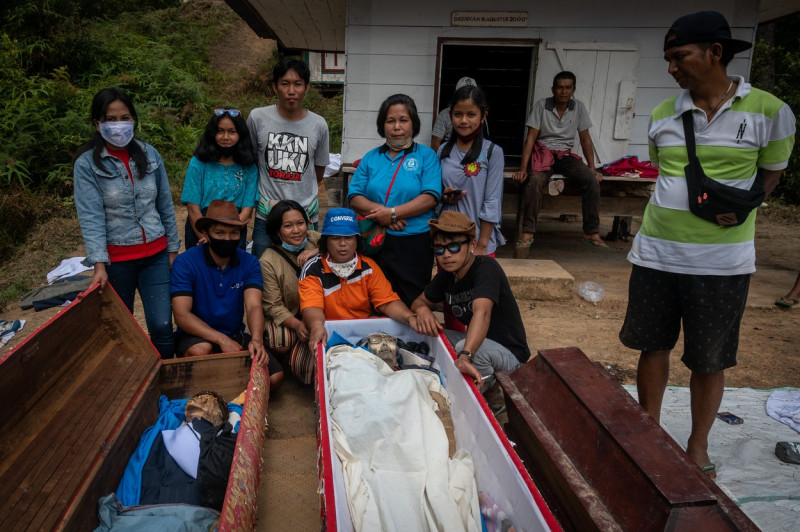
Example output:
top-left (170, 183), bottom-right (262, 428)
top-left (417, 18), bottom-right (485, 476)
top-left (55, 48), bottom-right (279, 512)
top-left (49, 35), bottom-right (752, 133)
top-left (752, 14), bottom-right (800, 204)
top-left (0, 0), bottom-right (343, 261)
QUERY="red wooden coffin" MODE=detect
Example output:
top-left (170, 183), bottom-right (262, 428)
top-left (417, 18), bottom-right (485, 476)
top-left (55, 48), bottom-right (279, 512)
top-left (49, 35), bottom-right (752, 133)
top-left (0, 284), bottom-right (269, 531)
top-left (497, 347), bottom-right (758, 531)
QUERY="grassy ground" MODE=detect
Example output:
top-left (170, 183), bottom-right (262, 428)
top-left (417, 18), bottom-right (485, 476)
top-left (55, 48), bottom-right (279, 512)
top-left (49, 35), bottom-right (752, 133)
top-left (0, 214), bottom-right (83, 310)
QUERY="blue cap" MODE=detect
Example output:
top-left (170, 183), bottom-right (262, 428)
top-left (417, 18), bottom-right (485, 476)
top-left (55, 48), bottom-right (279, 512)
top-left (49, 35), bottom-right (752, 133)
top-left (321, 208), bottom-right (360, 236)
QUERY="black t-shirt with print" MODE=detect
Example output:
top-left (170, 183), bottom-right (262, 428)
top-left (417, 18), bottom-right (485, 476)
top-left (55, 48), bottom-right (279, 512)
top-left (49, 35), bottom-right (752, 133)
top-left (424, 255), bottom-right (530, 363)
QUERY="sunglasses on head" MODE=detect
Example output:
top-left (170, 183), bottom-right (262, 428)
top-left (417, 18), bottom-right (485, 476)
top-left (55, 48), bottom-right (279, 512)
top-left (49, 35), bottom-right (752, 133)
top-left (432, 240), bottom-right (470, 256)
top-left (214, 108), bottom-right (241, 117)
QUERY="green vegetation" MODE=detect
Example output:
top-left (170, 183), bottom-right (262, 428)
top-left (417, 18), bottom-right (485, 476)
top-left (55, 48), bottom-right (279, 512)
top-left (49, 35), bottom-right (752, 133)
top-left (0, 0), bottom-right (343, 262)
top-left (0, 0), bottom-right (795, 265)
top-left (752, 14), bottom-right (800, 205)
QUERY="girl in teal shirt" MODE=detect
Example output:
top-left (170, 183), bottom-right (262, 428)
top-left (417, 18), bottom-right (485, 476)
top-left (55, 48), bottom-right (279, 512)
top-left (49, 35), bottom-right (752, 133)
top-left (181, 108), bottom-right (258, 249)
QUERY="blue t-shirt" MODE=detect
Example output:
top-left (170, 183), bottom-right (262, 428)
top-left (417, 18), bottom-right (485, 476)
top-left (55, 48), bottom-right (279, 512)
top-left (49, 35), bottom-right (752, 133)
top-left (180, 156), bottom-right (258, 210)
top-left (347, 143), bottom-right (441, 236)
top-left (170, 245), bottom-right (263, 336)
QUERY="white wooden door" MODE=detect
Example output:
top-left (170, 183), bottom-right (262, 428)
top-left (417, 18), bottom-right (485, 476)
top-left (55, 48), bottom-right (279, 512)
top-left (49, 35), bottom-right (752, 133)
top-left (542, 42), bottom-right (639, 165)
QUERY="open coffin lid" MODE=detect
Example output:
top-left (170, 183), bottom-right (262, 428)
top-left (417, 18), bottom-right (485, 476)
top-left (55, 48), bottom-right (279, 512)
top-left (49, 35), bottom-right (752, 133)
top-left (315, 317), bottom-right (561, 531)
top-left (0, 284), bottom-right (268, 531)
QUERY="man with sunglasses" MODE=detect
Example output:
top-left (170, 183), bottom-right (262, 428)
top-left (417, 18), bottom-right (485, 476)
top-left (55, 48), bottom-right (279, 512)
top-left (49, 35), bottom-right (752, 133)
top-left (410, 211), bottom-right (530, 389)
top-left (247, 58), bottom-right (330, 259)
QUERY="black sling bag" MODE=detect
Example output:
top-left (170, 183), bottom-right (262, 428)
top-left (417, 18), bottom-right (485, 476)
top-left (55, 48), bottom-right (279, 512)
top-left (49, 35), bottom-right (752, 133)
top-left (681, 110), bottom-right (765, 226)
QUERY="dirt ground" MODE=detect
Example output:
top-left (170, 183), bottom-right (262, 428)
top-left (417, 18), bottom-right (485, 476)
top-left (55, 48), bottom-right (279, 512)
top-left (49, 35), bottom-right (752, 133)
top-left (503, 208), bottom-right (800, 390)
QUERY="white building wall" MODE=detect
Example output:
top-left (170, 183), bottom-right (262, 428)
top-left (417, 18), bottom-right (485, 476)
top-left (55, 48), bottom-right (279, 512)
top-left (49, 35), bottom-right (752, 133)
top-left (342, 0), bottom-right (759, 163)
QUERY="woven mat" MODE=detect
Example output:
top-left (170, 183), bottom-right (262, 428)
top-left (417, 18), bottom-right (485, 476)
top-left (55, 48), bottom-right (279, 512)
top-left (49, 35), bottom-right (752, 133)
top-left (255, 376), bottom-right (319, 530)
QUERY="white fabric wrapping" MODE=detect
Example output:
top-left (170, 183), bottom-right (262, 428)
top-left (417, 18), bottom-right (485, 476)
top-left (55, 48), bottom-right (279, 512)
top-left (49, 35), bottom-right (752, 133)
top-left (766, 389), bottom-right (800, 433)
top-left (46, 257), bottom-right (93, 284)
top-left (327, 344), bottom-right (481, 531)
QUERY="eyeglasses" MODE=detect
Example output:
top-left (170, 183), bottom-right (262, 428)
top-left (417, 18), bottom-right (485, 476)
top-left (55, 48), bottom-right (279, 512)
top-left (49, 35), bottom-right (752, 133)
top-left (432, 240), bottom-right (469, 256)
top-left (214, 108), bottom-right (241, 117)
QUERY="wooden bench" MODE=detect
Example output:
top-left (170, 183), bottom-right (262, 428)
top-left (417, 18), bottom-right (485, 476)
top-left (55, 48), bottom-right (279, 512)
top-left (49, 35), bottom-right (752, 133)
top-left (337, 166), bottom-right (654, 257)
top-left (504, 171), bottom-right (654, 257)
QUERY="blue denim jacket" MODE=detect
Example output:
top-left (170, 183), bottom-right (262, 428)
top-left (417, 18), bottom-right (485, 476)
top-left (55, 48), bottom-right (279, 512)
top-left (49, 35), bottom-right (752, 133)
top-left (74, 141), bottom-right (180, 265)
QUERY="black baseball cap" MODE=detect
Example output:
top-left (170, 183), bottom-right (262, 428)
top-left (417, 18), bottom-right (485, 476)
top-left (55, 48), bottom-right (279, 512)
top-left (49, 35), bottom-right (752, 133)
top-left (664, 11), bottom-right (752, 55)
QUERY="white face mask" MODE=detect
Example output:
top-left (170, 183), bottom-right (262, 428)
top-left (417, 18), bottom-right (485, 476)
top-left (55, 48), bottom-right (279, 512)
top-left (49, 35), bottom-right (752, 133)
top-left (99, 121), bottom-right (135, 148)
top-left (326, 255), bottom-right (358, 279)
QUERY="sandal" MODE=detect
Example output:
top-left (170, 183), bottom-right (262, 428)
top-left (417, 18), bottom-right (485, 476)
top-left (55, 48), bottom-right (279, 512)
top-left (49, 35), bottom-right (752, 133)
top-left (582, 237), bottom-right (609, 249)
top-left (775, 297), bottom-right (799, 308)
top-left (776, 442), bottom-right (800, 464)
top-left (516, 237), bottom-right (534, 249)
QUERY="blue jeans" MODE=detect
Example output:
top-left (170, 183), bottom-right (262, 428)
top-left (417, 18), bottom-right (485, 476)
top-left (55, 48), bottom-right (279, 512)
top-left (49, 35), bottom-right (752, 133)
top-left (251, 218), bottom-right (272, 259)
top-left (252, 217), bottom-right (318, 259)
top-left (106, 250), bottom-right (175, 358)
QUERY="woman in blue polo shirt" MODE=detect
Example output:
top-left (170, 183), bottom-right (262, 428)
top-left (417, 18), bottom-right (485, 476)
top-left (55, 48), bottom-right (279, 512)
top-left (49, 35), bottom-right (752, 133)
top-left (348, 94), bottom-right (442, 305)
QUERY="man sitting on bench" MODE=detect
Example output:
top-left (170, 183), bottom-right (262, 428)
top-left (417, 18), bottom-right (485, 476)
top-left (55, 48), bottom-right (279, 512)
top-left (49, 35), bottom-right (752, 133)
top-left (171, 200), bottom-right (283, 388)
top-left (512, 71), bottom-right (606, 251)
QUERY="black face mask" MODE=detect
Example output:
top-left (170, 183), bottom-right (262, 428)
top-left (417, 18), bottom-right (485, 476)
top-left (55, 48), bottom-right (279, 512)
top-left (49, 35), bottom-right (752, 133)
top-left (208, 237), bottom-right (239, 258)
top-left (219, 146), bottom-right (235, 157)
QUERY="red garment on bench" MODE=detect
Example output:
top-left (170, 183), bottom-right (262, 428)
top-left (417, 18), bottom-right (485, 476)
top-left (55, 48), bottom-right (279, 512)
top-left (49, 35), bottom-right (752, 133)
top-left (529, 141), bottom-right (582, 173)
top-left (601, 156), bottom-right (658, 179)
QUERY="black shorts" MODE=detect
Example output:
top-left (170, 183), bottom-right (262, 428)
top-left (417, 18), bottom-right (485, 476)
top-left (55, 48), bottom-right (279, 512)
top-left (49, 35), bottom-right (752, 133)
top-left (175, 330), bottom-right (284, 375)
top-left (619, 265), bottom-right (750, 373)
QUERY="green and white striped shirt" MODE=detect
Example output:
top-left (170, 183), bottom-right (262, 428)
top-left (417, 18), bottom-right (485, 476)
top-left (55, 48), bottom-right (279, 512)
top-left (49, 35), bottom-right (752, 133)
top-left (629, 76), bottom-right (795, 275)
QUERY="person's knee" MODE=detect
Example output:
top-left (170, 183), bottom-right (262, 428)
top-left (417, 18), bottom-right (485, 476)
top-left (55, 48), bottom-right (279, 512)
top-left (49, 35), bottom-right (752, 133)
top-left (269, 370), bottom-right (285, 391)
top-left (186, 342), bottom-right (213, 357)
top-left (150, 317), bottom-right (173, 337)
top-left (452, 338), bottom-right (466, 353)
top-left (642, 349), bottom-right (672, 359)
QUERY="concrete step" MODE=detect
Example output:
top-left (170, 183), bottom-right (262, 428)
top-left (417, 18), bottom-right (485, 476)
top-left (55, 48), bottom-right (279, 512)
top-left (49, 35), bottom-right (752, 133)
top-left (495, 258), bottom-right (574, 301)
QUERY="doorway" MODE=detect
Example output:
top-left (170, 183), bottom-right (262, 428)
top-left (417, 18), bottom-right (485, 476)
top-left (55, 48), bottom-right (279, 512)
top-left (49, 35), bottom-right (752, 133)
top-left (436, 41), bottom-right (538, 168)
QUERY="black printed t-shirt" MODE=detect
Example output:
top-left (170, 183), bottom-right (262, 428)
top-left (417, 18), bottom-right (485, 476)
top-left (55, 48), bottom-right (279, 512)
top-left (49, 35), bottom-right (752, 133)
top-left (424, 255), bottom-right (530, 363)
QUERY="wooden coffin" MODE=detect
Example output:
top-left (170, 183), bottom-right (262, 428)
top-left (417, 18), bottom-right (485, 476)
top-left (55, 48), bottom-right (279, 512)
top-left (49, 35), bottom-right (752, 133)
top-left (314, 318), bottom-right (561, 531)
top-left (496, 347), bottom-right (758, 531)
top-left (0, 284), bottom-right (269, 531)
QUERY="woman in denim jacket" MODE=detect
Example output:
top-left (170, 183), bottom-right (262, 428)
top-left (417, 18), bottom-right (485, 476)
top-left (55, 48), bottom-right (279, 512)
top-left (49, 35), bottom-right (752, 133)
top-left (73, 87), bottom-right (180, 358)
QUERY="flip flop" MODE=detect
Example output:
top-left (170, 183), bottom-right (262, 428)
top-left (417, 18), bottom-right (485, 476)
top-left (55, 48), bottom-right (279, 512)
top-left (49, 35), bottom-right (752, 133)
top-left (701, 463), bottom-right (717, 480)
top-left (582, 237), bottom-right (609, 249)
top-left (516, 237), bottom-right (534, 249)
top-left (775, 297), bottom-right (799, 308)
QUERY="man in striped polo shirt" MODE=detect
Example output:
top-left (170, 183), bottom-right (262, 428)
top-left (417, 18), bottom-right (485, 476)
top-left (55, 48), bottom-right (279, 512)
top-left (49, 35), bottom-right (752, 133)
top-left (619, 11), bottom-right (795, 479)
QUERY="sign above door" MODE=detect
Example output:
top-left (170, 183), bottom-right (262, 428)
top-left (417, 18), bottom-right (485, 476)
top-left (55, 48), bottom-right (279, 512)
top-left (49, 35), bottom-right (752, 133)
top-left (451, 12), bottom-right (528, 27)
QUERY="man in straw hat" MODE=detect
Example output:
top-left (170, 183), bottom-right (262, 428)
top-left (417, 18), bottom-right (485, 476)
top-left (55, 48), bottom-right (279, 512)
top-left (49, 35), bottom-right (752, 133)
top-left (620, 11), bottom-right (795, 479)
top-left (410, 211), bottom-right (531, 394)
top-left (171, 200), bottom-right (283, 387)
